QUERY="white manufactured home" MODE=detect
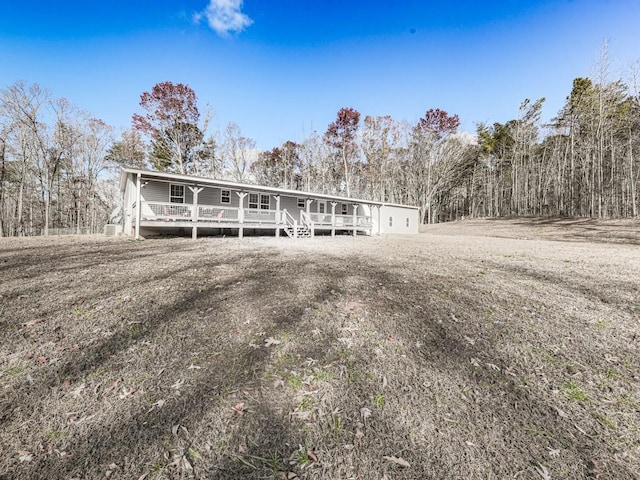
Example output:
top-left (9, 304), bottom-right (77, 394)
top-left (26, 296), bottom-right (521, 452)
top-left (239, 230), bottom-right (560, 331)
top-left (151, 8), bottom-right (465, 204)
top-left (120, 168), bottom-right (420, 239)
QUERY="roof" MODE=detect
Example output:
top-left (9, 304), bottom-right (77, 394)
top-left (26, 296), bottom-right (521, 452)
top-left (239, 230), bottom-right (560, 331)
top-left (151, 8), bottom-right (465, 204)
top-left (120, 167), bottom-right (419, 210)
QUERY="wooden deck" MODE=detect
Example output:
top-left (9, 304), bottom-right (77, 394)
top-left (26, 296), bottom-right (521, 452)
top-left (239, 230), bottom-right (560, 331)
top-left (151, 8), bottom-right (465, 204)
top-left (135, 201), bottom-right (373, 238)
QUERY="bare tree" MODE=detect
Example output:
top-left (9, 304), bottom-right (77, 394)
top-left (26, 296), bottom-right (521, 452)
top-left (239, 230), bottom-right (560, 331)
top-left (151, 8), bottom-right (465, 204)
top-left (221, 122), bottom-right (256, 182)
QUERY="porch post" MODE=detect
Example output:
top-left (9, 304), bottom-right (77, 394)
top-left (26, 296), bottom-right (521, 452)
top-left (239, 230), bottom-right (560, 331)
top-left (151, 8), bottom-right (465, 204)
top-left (352, 204), bottom-right (358, 237)
top-left (236, 192), bottom-right (247, 238)
top-left (330, 202), bottom-right (337, 237)
top-left (135, 173), bottom-right (141, 240)
top-left (305, 199), bottom-right (314, 238)
top-left (274, 195), bottom-right (281, 238)
top-left (378, 205), bottom-right (382, 235)
top-left (189, 186), bottom-right (203, 240)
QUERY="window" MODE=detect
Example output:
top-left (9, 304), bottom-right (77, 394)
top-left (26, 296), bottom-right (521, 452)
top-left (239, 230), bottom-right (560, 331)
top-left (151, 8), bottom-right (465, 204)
top-left (297, 198), bottom-right (305, 208)
top-left (249, 193), bottom-right (259, 209)
top-left (389, 216), bottom-right (393, 227)
top-left (318, 202), bottom-right (326, 214)
top-left (170, 184), bottom-right (185, 204)
top-left (341, 204), bottom-right (348, 215)
top-left (406, 218), bottom-right (410, 228)
top-left (221, 189), bottom-right (230, 204)
top-left (249, 193), bottom-right (270, 210)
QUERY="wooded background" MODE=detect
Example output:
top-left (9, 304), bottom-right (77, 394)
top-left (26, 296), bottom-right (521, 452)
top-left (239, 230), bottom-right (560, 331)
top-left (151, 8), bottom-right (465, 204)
top-left (1, 51), bottom-right (638, 237)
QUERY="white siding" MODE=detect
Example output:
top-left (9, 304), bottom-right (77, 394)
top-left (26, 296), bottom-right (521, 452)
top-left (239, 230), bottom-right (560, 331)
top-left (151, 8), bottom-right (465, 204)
top-left (141, 180), bottom-right (193, 204)
top-left (199, 186), bottom-right (241, 208)
top-left (378, 205), bottom-right (419, 234)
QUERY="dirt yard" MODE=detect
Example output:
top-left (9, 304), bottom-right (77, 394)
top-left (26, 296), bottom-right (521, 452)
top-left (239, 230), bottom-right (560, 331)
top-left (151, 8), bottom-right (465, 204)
top-left (1, 218), bottom-right (639, 479)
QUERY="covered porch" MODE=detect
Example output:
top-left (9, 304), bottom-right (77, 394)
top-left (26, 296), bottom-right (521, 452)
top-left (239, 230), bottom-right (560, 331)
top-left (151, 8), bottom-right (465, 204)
top-left (132, 199), bottom-right (375, 239)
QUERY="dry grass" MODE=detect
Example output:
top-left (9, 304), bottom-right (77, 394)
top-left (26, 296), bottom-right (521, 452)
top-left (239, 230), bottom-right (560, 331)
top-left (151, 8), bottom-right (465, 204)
top-left (1, 218), bottom-right (639, 479)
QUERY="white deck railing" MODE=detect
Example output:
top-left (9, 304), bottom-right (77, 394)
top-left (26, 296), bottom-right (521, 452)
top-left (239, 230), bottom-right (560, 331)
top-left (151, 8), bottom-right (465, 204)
top-left (307, 213), bottom-right (371, 228)
top-left (244, 209), bottom-right (278, 223)
top-left (146, 201), bottom-right (193, 219)
top-left (198, 205), bottom-right (239, 222)
top-left (356, 215), bottom-right (372, 227)
top-left (309, 213), bottom-right (333, 225)
top-left (141, 202), bottom-right (372, 229)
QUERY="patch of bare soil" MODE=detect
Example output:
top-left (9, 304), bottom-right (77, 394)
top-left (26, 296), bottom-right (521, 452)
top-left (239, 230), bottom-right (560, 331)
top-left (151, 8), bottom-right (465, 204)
top-left (1, 220), bottom-right (639, 479)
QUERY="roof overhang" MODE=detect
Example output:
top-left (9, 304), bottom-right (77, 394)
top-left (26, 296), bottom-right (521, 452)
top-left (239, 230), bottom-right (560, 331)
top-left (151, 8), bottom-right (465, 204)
top-left (119, 167), bottom-right (419, 210)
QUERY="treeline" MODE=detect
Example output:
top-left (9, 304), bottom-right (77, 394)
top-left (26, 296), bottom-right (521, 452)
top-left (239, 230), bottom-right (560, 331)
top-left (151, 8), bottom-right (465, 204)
top-left (251, 73), bottom-right (640, 222)
top-left (0, 82), bottom-right (118, 237)
top-left (2, 51), bottom-right (639, 237)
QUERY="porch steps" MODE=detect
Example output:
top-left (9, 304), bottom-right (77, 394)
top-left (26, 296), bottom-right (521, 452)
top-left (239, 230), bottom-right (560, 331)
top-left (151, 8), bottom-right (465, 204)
top-left (284, 225), bottom-right (311, 239)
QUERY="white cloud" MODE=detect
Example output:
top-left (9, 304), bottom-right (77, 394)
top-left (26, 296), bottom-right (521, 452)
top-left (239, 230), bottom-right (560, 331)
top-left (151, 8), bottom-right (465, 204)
top-left (196, 0), bottom-right (253, 37)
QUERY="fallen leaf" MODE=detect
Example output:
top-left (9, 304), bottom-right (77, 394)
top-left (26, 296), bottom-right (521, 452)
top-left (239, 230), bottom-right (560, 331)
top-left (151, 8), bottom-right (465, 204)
top-left (70, 383), bottom-right (86, 398)
top-left (355, 429), bottom-right (365, 439)
top-left (119, 387), bottom-right (134, 399)
top-left (238, 444), bottom-right (247, 454)
top-left (171, 379), bottom-right (185, 390)
top-left (265, 337), bottom-right (281, 347)
top-left (232, 402), bottom-right (246, 416)
top-left (181, 455), bottom-right (193, 470)
top-left (103, 378), bottom-right (121, 396)
top-left (37, 356), bottom-right (48, 365)
top-left (547, 448), bottom-right (561, 458)
top-left (187, 364), bottom-right (202, 370)
top-left (533, 463), bottom-right (551, 480)
top-left (465, 441), bottom-right (475, 447)
top-left (17, 450), bottom-right (32, 463)
top-left (383, 456), bottom-right (410, 468)
top-left (463, 335), bottom-right (476, 345)
top-left (307, 449), bottom-right (318, 462)
top-left (23, 318), bottom-right (45, 329)
top-left (555, 407), bottom-right (569, 418)
top-left (277, 472), bottom-right (298, 480)
top-left (360, 407), bottom-right (372, 420)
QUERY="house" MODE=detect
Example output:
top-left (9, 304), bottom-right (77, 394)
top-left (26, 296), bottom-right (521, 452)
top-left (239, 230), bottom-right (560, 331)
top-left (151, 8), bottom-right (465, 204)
top-left (119, 167), bottom-right (420, 239)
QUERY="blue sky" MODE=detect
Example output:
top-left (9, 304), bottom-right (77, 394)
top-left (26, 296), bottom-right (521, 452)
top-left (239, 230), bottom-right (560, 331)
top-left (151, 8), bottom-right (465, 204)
top-left (1, 1), bottom-right (639, 150)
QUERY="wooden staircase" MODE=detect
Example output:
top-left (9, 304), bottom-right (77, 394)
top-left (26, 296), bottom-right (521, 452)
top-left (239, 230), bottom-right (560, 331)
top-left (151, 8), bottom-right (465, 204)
top-left (281, 209), bottom-right (312, 239)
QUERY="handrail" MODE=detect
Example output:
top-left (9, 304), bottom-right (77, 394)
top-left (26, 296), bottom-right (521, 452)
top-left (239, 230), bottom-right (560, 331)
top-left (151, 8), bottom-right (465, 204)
top-left (300, 210), bottom-right (313, 228)
top-left (300, 210), bottom-right (314, 238)
top-left (282, 209), bottom-right (296, 227)
top-left (282, 209), bottom-right (298, 238)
